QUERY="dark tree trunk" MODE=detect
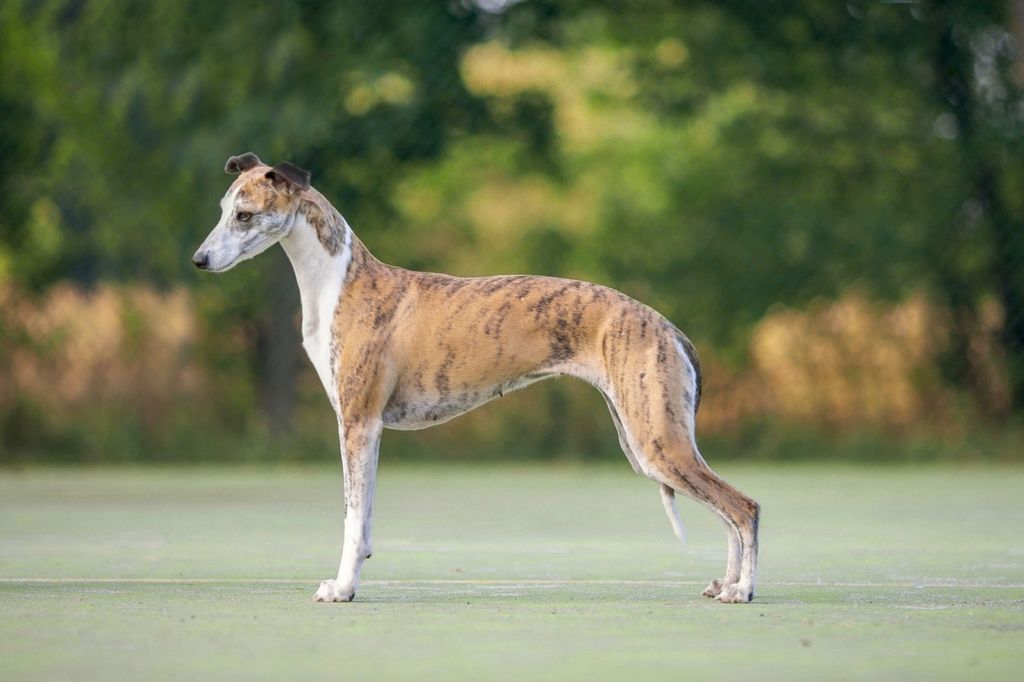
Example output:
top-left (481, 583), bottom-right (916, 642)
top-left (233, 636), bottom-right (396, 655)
top-left (928, 0), bottom-right (1024, 412)
top-left (979, 165), bottom-right (1024, 411)
top-left (999, 0), bottom-right (1024, 410)
top-left (256, 250), bottom-right (301, 437)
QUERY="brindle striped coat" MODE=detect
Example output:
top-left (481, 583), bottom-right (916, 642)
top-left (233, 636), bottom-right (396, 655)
top-left (193, 153), bottom-right (760, 604)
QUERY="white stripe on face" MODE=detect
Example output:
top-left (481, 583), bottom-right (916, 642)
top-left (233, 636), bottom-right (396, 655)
top-left (194, 182), bottom-right (287, 272)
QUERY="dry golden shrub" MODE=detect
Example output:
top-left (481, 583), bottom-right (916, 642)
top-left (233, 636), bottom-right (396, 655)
top-left (693, 354), bottom-right (768, 435)
top-left (0, 282), bottom-right (1002, 444)
top-left (0, 282), bottom-right (201, 428)
top-left (699, 292), bottom-right (956, 433)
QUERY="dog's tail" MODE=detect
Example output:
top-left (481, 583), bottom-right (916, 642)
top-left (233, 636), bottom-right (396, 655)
top-left (659, 483), bottom-right (686, 546)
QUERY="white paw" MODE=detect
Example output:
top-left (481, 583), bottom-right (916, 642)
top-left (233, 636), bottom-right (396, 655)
top-left (701, 579), bottom-right (728, 598)
top-left (716, 582), bottom-right (754, 604)
top-left (312, 580), bottom-right (355, 603)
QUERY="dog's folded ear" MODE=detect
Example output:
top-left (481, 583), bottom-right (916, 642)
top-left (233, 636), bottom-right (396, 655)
top-left (224, 152), bottom-right (263, 174)
top-left (265, 162), bottom-right (312, 191)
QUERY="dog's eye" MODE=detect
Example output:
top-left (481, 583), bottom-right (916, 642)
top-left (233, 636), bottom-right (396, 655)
top-left (236, 211), bottom-right (253, 222)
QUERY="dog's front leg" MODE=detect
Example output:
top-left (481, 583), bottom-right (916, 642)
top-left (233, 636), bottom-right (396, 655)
top-left (314, 418), bottom-right (382, 603)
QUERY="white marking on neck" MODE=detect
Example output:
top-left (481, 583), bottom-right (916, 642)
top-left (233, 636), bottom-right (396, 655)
top-left (279, 210), bottom-right (353, 414)
top-left (673, 337), bottom-right (697, 425)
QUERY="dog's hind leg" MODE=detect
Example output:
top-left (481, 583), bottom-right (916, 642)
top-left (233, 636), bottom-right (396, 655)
top-left (603, 391), bottom-right (687, 544)
top-left (656, 450), bottom-right (758, 602)
top-left (601, 328), bottom-right (759, 603)
top-left (601, 392), bottom-right (645, 475)
top-left (638, 426), bottom-right (757, 602)
top-left (700, 516), bottom-right (741, 599)
top-left (314, 418), bottom-right (382, 603)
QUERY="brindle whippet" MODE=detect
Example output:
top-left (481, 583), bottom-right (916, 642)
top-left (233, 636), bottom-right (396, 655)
top-left (192, 153), bottom-right (760, 604)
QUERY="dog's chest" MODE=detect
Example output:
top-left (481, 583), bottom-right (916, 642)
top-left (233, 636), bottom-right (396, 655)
top-left (303, 328), bottom-right (337, 411)
top-left (299, 270), bottom-right (347, 414)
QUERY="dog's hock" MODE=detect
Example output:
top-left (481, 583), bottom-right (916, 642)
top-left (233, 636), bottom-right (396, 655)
top-left (224, 152), bottom-right (263, 174)
top-left (266, 162), bottom-right (311, 191)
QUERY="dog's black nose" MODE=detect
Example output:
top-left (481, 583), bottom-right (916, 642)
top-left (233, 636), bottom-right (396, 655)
top-left (192, 252), bottom-right (209, 269)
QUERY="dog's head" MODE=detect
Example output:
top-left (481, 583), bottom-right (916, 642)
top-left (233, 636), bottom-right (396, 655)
top-left (192, 153), bottom-right (311, 272)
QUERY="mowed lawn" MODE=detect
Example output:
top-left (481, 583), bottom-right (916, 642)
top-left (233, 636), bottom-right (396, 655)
top-left (1, 463), bottom-right (1022, 681)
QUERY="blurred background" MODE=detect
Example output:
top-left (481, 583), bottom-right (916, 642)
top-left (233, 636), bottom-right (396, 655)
top-left (1, 0), bottom-right (1022, 464)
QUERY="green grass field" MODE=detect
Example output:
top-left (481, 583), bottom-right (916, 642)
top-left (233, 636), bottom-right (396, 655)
top-left (1, 463), bottom-right (1022, 680)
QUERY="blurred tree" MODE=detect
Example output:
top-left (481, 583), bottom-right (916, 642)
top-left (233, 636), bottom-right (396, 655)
top-left (925, 0), bottom-right (1024, 412)
top-left (700, 0), bottom-right (1024, 408)
top-left (468, 1), bottom-right (1024, 407)
top-left (0, 0), bottom-right (494, 433)
top-left (2, 0), bottom-right (1023, 461)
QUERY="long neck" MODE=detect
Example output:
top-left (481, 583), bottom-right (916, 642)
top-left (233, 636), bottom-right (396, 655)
top-left (279, 193), bottom-right (369, 340)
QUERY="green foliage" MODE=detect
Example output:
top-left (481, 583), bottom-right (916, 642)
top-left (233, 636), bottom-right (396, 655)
top-left (0, 0), bottom-right (488, 287)
top-left (1, 1), bottom-right (1023, 461)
